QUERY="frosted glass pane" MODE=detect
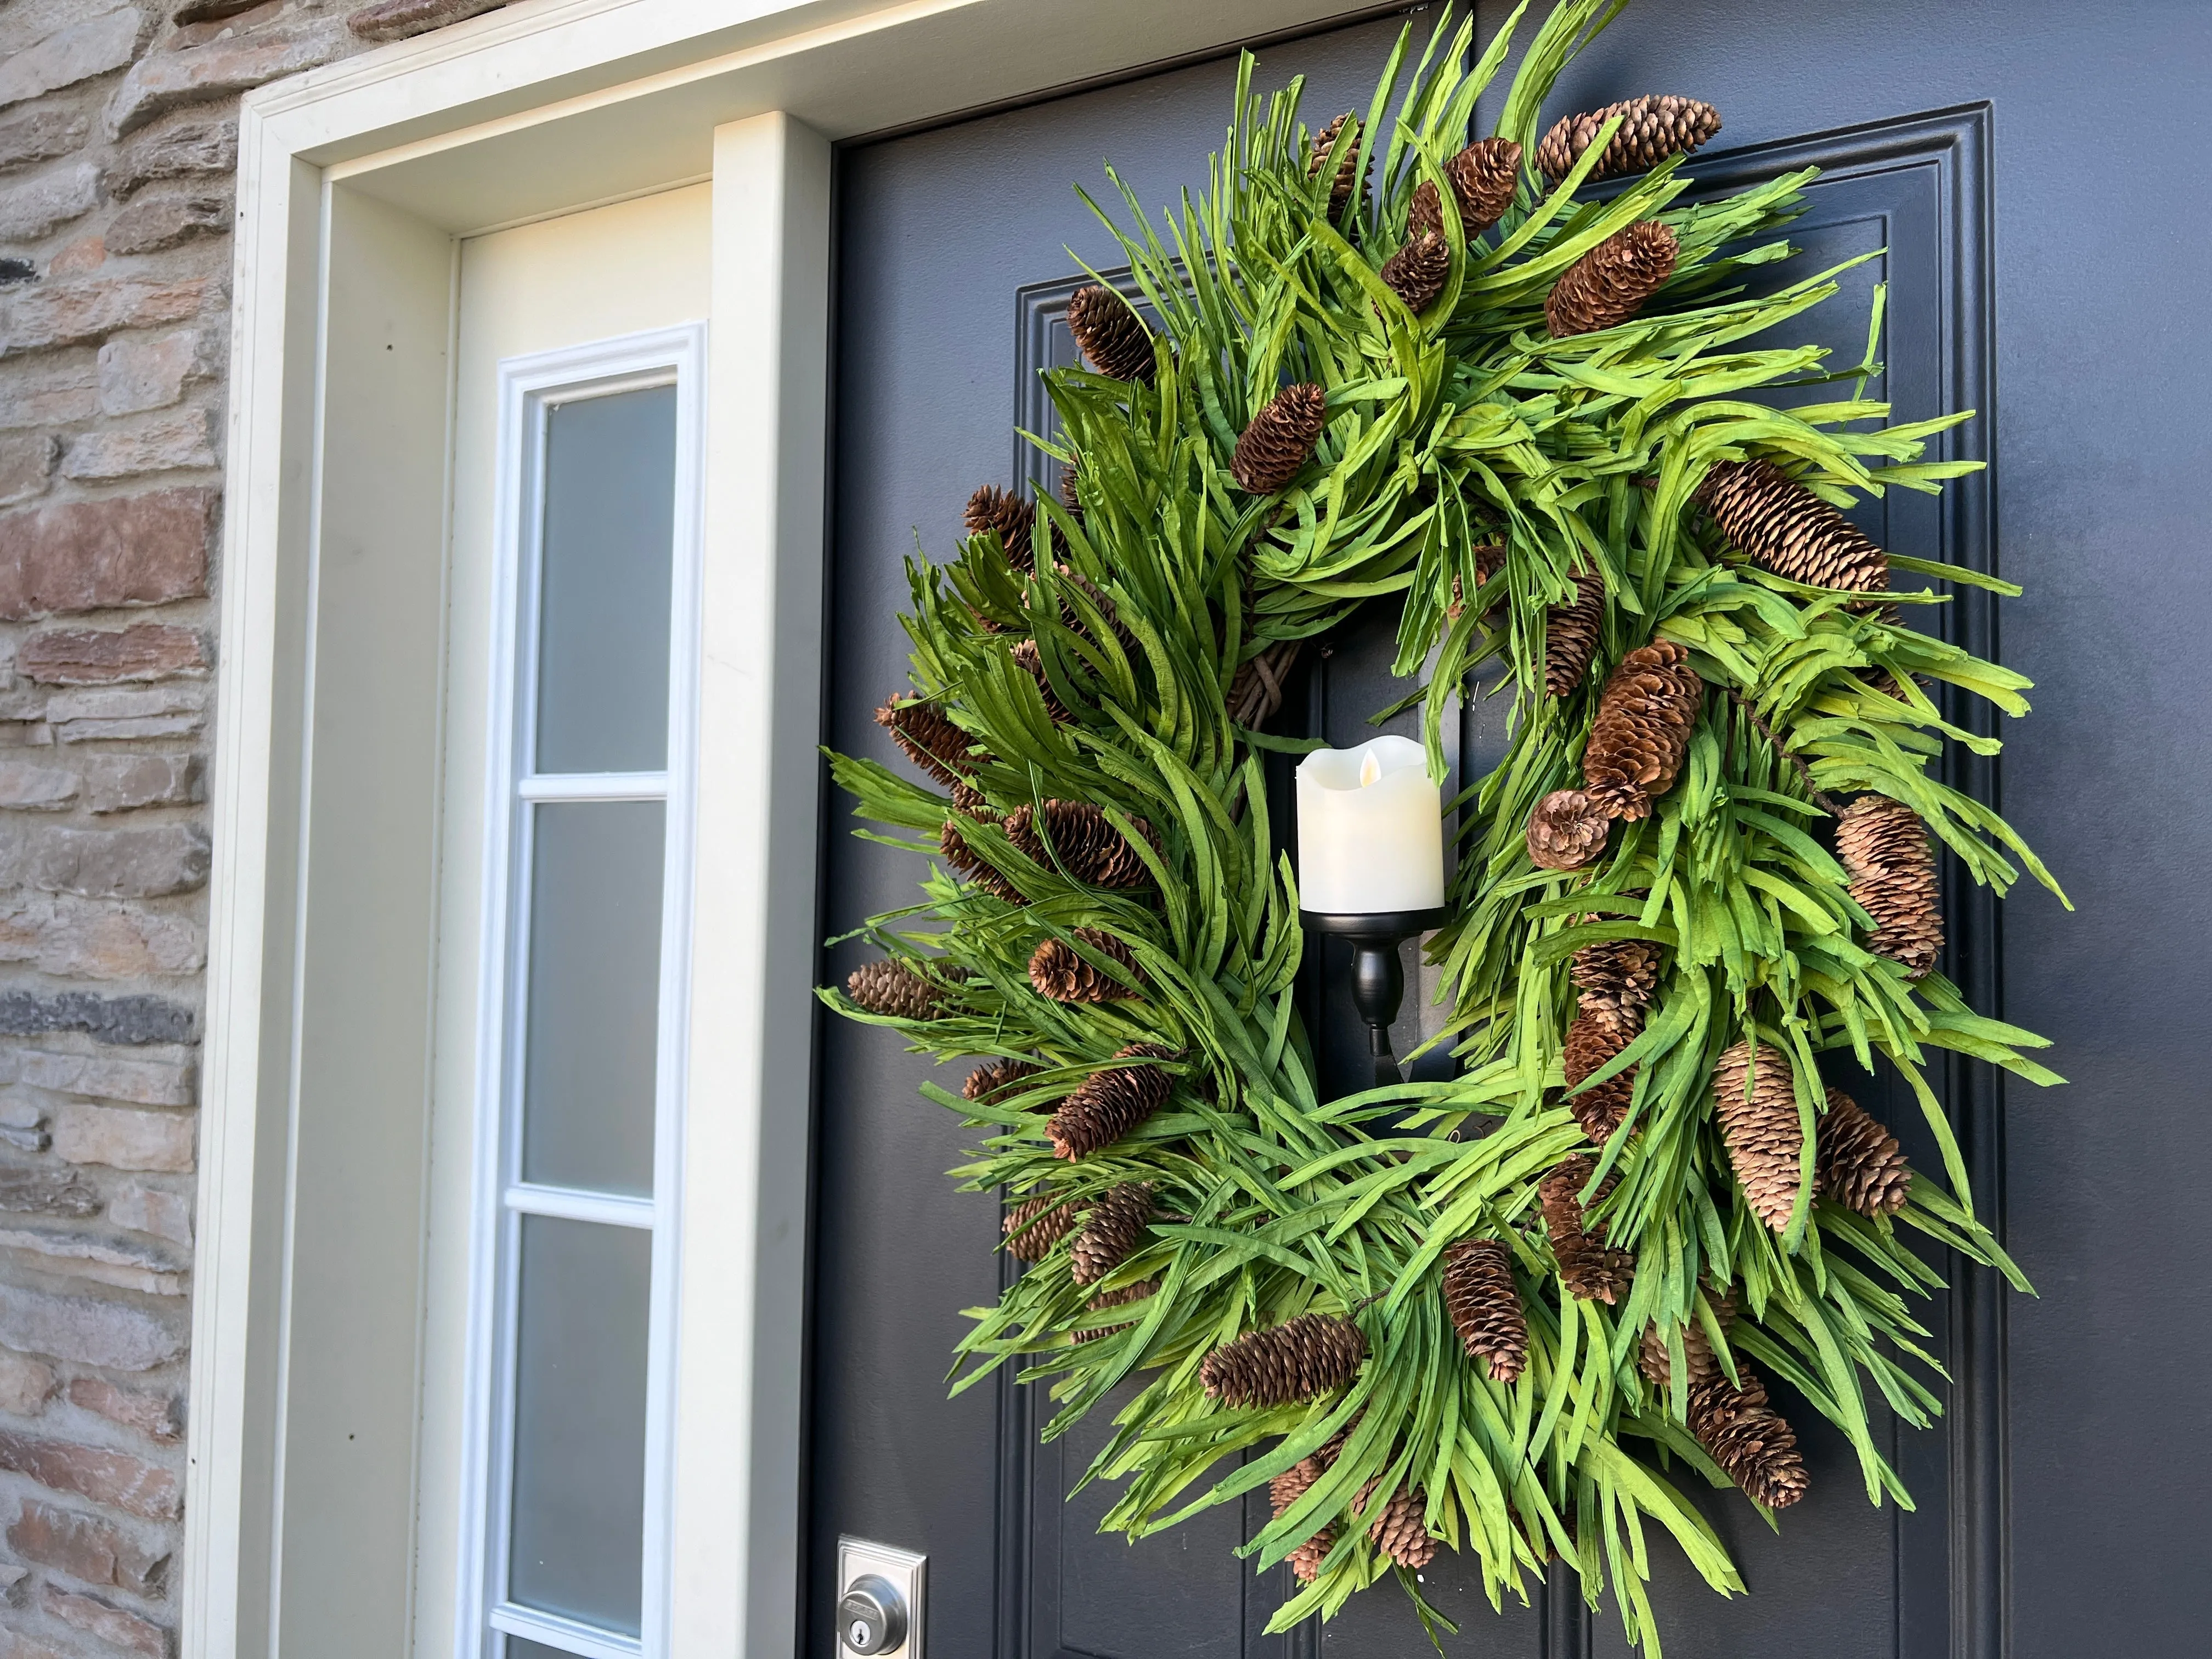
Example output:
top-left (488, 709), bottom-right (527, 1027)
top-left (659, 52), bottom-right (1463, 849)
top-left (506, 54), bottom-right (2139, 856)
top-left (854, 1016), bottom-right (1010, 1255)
top-left (535, 386), bottom-right (675, 774)
top-left (509, 1216), bottom-right (650, 1634)
top-left (522, 802), bottom-right (663, 1195)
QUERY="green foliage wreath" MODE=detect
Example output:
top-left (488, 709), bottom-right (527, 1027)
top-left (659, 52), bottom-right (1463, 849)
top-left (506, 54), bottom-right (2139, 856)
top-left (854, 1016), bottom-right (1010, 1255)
top-left (822, 2), bottom-right (2067, 1647)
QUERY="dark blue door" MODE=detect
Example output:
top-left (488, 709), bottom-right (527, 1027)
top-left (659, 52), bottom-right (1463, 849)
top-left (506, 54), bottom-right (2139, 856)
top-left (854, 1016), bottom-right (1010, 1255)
top-left (811, 5), bottom-right (2211, 1656)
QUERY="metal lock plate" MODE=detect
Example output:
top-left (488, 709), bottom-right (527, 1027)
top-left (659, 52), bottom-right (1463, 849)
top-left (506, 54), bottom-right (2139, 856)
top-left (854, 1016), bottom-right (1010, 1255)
top-left (835, 1537), bottom-right (924, 1658)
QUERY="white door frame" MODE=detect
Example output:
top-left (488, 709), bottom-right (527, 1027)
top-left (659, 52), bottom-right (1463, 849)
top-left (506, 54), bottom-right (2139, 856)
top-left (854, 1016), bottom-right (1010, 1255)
top-left (198, 2), bottom-right (1366, 1656)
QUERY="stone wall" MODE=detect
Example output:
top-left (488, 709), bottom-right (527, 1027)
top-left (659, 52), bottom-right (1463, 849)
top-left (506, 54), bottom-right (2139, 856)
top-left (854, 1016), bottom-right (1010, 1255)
top-left (0, 2), bottom-right (509, 1652)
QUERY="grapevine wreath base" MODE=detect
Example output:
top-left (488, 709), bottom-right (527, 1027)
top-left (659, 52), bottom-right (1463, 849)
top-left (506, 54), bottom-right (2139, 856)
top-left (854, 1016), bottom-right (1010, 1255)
top-left (824, 3), bottom-right (2065, 1649)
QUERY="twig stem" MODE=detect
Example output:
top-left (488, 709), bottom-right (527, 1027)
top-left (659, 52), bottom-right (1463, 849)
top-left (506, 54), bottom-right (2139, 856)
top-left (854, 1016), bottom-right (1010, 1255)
top-left (1727, 688), bottom-right (1844, 814)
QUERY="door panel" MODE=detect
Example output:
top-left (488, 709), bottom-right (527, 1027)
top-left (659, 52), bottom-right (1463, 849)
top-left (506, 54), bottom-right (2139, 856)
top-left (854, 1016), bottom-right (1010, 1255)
top-left (815, 4), bottom-right (2212, 1656)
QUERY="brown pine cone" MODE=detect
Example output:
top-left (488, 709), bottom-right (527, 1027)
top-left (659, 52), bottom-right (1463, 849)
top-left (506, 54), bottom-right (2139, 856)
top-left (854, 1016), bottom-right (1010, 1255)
top-left (1406, 177), bottom-right (1444, 241)
top-left (1072, 1277), bottom-right (1159, 1343)
top-left (1028, 927), bottom-right (1143, 1005)
top-left (1562, 1009), bottom-right (1636, 1144)
top-left (1003, 1193), bottom-right (1079, 1261)
top-left (1004, 800), bottom-right (1161, 888)
top-left (1545, 220), bottom-right (1678, 337)
top-left (1526, 787), bottom-right (1613, 871)
top-left (964, 483), bottom-right (1036, 574)
top-left (1543, 566), bottom-right (1606, 696)
top-left (1065, 284), bottom-right (1156, 383)
top-left (1272, 1483), bottom-right (1336, 1583)
top-left (1356, 1476), bottom-right (1436, 1570)
top-left (1635, 1289), bottom-right (1737, 1390)
top-left (1835, 793), bottom-right (1943, 977)
top-left (1059, 459), bottom-right (1082, 520)
top-left (939, 816), bottom-right (1024, 902)
top-left (1270, 1426), bottom-right (1352, 1583)
top-left (1046, 1042), bottom-right (1178, 1159)
top-left (1231, 382), bottom-right (1328, 494)
top-left (1380, 226), bottom-right (1450, 314)
top-left (846, 958), bottom-right (964, 1020)
top-left (1445, 137), bottom-right (1522, 237)
top-left (1535, 95), bottom-right (1722, 183)
top-left (1009, 637), bottom-right (1074, 724)
top-left (1070, 1181), bottom-right (1156, 1286)
top-left (1689, 1367), bottom-right (1808, 1510)
top-left (1200, 1313), bottom-right (1368, 1407)
top-left (1581, 639), bottom-right (1703, 819)
top-left (1050, 563), bottom-right (1136, 657)
top-left (875, 693), bottom-right (986, 800)
top-left (1571, 935), bottom-right (1662, 1035)
top-left (1696, 458), bottom-right (1888, 596)
top-left (1816, 1087), bottom-right (1910, 1218)
top-left (1540, 1156), bottom-right (1633, 1303)
top-left (1442, 1239), bottom-right (1527, 1382)
top-left (964, 1057), bottom-right (1040, 1103)
top-left (1308, 113), bottom-right (1369, 223)
top-left (1711, 1041), bottom-right (1807, 1233)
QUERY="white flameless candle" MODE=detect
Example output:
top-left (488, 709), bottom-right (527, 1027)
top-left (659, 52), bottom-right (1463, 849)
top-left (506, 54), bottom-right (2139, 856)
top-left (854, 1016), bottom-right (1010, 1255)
top-left (1295, 735), bottom-right (1445, 914)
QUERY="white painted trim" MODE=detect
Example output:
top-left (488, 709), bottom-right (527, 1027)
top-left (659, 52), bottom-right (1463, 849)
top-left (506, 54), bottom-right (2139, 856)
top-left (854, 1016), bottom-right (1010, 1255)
top-left (460, 324), bottom-right (705, 1659)
top-left (518, 772), bottom-right (672, 802)
top-left (491, 1601), bottom-right (646, 1659)
top-left (199, 4), bottom-right (1356, 1656)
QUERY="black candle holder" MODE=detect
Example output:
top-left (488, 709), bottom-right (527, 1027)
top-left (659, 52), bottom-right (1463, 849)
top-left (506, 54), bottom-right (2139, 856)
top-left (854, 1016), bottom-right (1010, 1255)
top-left (1301, 907), bottom-right (1449, 1088)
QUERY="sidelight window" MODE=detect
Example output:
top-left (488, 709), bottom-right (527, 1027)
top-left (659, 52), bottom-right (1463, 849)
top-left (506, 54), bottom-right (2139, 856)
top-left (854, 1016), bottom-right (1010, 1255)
top-left (464, 328), bottom-right (703, 1659)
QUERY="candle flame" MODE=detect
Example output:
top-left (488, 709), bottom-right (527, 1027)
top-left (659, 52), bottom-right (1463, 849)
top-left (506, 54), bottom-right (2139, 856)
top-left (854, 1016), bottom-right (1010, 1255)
top-left (1359, 751), bottom-right (1383, 788)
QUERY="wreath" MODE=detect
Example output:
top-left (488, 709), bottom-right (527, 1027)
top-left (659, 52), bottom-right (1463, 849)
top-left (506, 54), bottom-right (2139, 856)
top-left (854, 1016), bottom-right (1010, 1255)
top-left (822, 2), bottom-right (2066, 1647)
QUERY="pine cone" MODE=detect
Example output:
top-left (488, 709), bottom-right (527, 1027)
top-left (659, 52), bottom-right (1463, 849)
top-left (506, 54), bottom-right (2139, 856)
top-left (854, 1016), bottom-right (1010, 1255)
top-left (1005, 799), bottom-right (1161, 888)
top-left (1540, 1156), bottom-right (1633, 1303)
top-left (1003, 1193), bottom-right (1079, 1261)
top-left (1835, 793), bottom-right (1943, 977)
top-left (1072, 1277), bottom-right (1159, 1343)
top-left (1535, 95), bottom-right (1722, 183)
top-left (1356, 1476), bottom-right (1436, 1570)
top-left (875, 693), bottom-right (986, 800)
top-left (1562, 1009), bottom-right (1635, 1144)
top-left (1270, 1427), bottom-right (1352, 1584)
top-left (1526, 788), bottom-right (1613, 871)
top-left (1442, 1239), bottom-right (1528, 1382)
top-left (1028, 927), bottom-right (1143, 1005)
top-left (1581, 639), bottom-right (1703, 819)
top-left (1543, 566), bottom-right (1606, 697)
top-left (846, 958), bottom-right (964, 1020)
top-left (1065, 284), bottom-right (1155, 383)
top-left (1816, 1087), bottom-right (1910, 1218)
top-left (1308, 113), bottom-right (1369, 223)
top-left (1046, 1042), bottom-right (1178, 1159)
top-left (964, 1057), bottom-right (1040, 1103)
top-left (1635, 1289), bottom-right (1737, 1390)
top-left (1406, 178), bottom-right (1444, 242)
top-left (1380, 226), bottom-right (1450, 313)
top-left (1009, 637), bottom-right (1074, 724)
top-left (1059, 459), bottom-right (1082, 521)
top-left (1571, 935), bottom-right (1662, 1035)
top-left (1445, 137), bottom-right (1522, 237)
top-left (939, 816), bottom-right (1024, 902)
top-left (1696, 458), bottom-right (1888, 595)
top-left (1200, 1312), bottom-right (1368, 1407)
top-left (1711, 1041), bottom-right (1807, 1233)
top-left (1231, 382), bottom-right (1328, 494)
top-left (1070, 1181), bottom-right (1156, 1286)
top-left (1689, 1367), bottom-right (1808, 1509)
top-left (1051, 562), bottom-right (1137, 657)
top-left (1545, 220), bottom-right (1678, 337)
top-left (964, 483), bottom-right (1036, 574)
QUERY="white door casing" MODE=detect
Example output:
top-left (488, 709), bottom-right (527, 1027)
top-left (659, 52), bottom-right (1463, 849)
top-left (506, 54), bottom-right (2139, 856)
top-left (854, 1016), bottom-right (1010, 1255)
top-left (200, 3), bottom-right (1357, 1656)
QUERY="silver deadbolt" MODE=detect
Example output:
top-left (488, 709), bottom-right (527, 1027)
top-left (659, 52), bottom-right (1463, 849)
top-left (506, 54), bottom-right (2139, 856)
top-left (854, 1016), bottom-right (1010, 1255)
top-left (839, 1574), bottom-right (906, 1653)
top-left (835, 1537), bottom-right (924, 1657)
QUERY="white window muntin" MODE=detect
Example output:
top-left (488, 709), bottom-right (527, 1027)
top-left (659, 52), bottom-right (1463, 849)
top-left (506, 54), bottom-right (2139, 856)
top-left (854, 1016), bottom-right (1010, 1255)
top-left (464, 323), bottom-right (705, 1659)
